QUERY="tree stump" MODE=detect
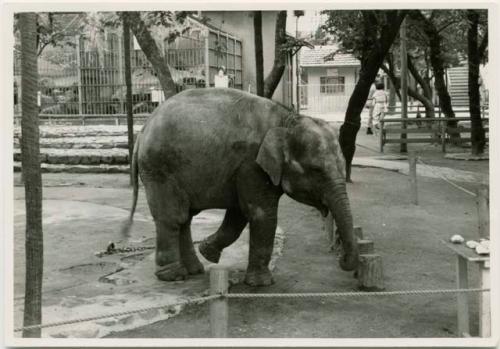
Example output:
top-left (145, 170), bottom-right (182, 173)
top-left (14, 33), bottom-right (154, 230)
top-left (357, 239), bottom-right (374, 254)
top-left (357, 254), bottom-right (385, 291)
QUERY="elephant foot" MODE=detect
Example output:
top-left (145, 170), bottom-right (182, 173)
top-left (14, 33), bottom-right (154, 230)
top-left (183, 259), bottom-right (205, 275)
top-left (198, 241), bottom-right (221, 263)
top-left (155, 261), bottom-right (188, 282)
top-left (244, 268), bottom-right (274, 287)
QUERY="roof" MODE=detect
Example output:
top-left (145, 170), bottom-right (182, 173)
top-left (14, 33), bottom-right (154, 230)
top-left (300, 45), bottom-right (360, 67)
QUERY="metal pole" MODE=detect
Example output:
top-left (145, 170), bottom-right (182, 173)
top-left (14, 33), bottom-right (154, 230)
top-left (205, 34), bottom-right (210, 87)
top-left (400, 18), bottom-right (408, 153)
top-left (295, 16), bottom-right (300, 112)
top-left (123, 18), bottom-right (134, 185)
top-left (76, 35), bottom-right (83, 116)
top-left (210, 266), bottom-right (228, 338)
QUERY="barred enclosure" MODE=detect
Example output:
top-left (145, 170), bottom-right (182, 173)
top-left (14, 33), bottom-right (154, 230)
top-left (13, 19), bottom-right (243, 122)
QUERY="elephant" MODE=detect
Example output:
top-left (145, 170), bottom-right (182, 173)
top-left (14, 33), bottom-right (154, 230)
top-left (121, 88), bottom-right (359, 286)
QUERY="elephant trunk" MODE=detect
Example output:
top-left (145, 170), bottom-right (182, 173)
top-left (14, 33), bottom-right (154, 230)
top-left (326, 179), bottom-right (359, 271)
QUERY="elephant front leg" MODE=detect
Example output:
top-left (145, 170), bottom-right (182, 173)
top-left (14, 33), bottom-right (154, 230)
top-left (245, 214), bottom-right (278, 286)
top-left (154, 220), bottom-right (188, 281)
top-left (198, 207), bottom-right (248, 263)
top-left (236, 162), bottom-right (282, 286)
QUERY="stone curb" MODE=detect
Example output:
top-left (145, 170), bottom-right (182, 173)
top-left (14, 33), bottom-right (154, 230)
top-left (13, 162), bottom-right (130, 174)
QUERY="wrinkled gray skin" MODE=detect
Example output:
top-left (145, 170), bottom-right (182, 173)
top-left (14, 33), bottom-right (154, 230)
top-left (122, 88), bottom-right (358, 286)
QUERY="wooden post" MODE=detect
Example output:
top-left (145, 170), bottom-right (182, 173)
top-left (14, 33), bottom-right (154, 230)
top-left (357, 239), bottom-right (374, 255)
top-left (475, 185), bottom-right (489, 239)
top-left (456, 255), bottom-right (470, 337)
top-left (357, 254), bottom-right (385, 291)
top-left (210, 266), bottom-right (228, 338)
top-left (479, 261), bottom-right (490, 337)
top-left (408, 151), bottom-right (418, 205)
top-left (379, 120), bottom-right (384, 153)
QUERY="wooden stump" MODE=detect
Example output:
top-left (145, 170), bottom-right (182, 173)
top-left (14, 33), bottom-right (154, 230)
top-left (357, 254), bottom-right (385, 291)
top-left (357, 239), bottom-right (374, 255)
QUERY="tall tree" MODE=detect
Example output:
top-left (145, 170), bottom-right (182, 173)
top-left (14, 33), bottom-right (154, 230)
top-left (118, 12), bottom-right (196, 100)
top-left (254, 11), bottom-right (264, 97)
top-left (322, 10), bottom-right (407, 181)
top-left (19, 12), bottom-right (44, 338)
top-left (409, 10), bottom-right (461, 138)
top-left (467, 10), bottom-right (488, 155)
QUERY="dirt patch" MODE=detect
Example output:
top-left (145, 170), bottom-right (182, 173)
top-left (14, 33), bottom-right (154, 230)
top-left (106, 165), bottom-right (486, 338)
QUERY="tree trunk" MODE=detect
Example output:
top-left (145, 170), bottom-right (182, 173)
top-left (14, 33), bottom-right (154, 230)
top-left (123, 18), bottom-right (135, 184)
top-left (467, 10), bottom-right (486, 155)
top-left (340, 11), bottom-right (406, 182)
top-left (20, 12), bottom-right (44, 338)
top-left (254, 11), bottom-right (264, 97)
top-left (407, 55), bottom-right (435, 118)
top-left (122, 12), bottom-right (177, 100)
top-left (263, 11), bottom-right (287, 99)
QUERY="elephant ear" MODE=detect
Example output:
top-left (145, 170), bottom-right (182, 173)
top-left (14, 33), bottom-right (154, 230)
top-left (256, 127), bottom-right (288, 186)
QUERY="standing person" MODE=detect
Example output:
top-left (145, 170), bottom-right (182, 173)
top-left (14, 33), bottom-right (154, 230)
top-left (366, 82), bottom-right (376, 134)
top-left (371, 82), bottom-right (388, 132)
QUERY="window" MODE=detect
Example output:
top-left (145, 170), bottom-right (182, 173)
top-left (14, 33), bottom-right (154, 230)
top-left (320, 76), bottom-right (345, 94)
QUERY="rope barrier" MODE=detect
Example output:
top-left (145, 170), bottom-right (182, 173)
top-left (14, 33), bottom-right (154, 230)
top-left (355, 142), bottom-right (380, 154)
top-left (226, 288), bottom-right (489, 299)
top-left (416, 158), bottom-right (477, 197)
top-left (14, 288), bottom-right (489, 332)
top-left (14, 294), bottom-right (220, 332)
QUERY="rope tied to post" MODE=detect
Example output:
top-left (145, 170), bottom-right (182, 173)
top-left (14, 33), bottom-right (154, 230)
top-left (416, 157), bottom-right (478, 197)
top-left (14, 287), bottom-right (489, 333)
top-left (14, 294), bottom-right (221, 332)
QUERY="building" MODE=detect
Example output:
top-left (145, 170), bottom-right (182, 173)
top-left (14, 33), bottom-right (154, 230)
top-left (299, 45), bottom-right (361, 116)
top-left (14, 11), bottom-right (307, 116)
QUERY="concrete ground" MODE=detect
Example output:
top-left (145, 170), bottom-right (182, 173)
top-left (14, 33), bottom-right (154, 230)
top-left (11, 121), bottom-right (490, 338)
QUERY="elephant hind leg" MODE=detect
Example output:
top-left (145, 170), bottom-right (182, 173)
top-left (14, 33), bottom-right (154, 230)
top-left (154, 219), bottom-right (188, 281)
top-left (179, 218), bottom-right (204, 275)
top-left (143, 178), bottom-right (191, 281)
top-left (198, 206), bottom-right (248, 263)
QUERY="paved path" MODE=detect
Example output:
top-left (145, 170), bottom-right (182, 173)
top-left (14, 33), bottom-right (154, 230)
top-left (353, 156), bottom-right (488, 185)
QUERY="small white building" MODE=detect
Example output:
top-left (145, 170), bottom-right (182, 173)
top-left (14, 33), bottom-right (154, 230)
top-left (299, 45), bottom-right (360, 116)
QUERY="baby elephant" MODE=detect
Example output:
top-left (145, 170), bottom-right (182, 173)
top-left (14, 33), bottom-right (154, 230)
top-left (122, 88), bottom-right (358, 286)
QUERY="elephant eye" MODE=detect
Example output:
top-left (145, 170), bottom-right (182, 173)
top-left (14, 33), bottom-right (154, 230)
top-left (308, 164), bottom-right (323, 173)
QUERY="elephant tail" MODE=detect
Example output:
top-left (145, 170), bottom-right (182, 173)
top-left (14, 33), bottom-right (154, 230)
top-left (120, 133), bottom-right (140, 239)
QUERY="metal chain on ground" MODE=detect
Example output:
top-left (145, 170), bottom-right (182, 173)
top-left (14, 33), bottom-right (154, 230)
top-left (14, 294), bottom-right (220, 332)
top-left (416, 158), bottom-right (477, 197)
top-left (226, 287), bottom-right (489, 299)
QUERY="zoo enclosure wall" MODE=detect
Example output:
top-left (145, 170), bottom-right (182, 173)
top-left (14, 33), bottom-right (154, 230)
top-left (13, 22), bottom-right (243, 119)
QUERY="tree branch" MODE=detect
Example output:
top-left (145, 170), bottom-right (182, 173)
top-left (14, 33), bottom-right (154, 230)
top-left (264, 11), bottom-right (287, 99)
top-left (436, 19), bottom-right (460, 33)
top-left (122, 12), bottom-right (177, 99)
